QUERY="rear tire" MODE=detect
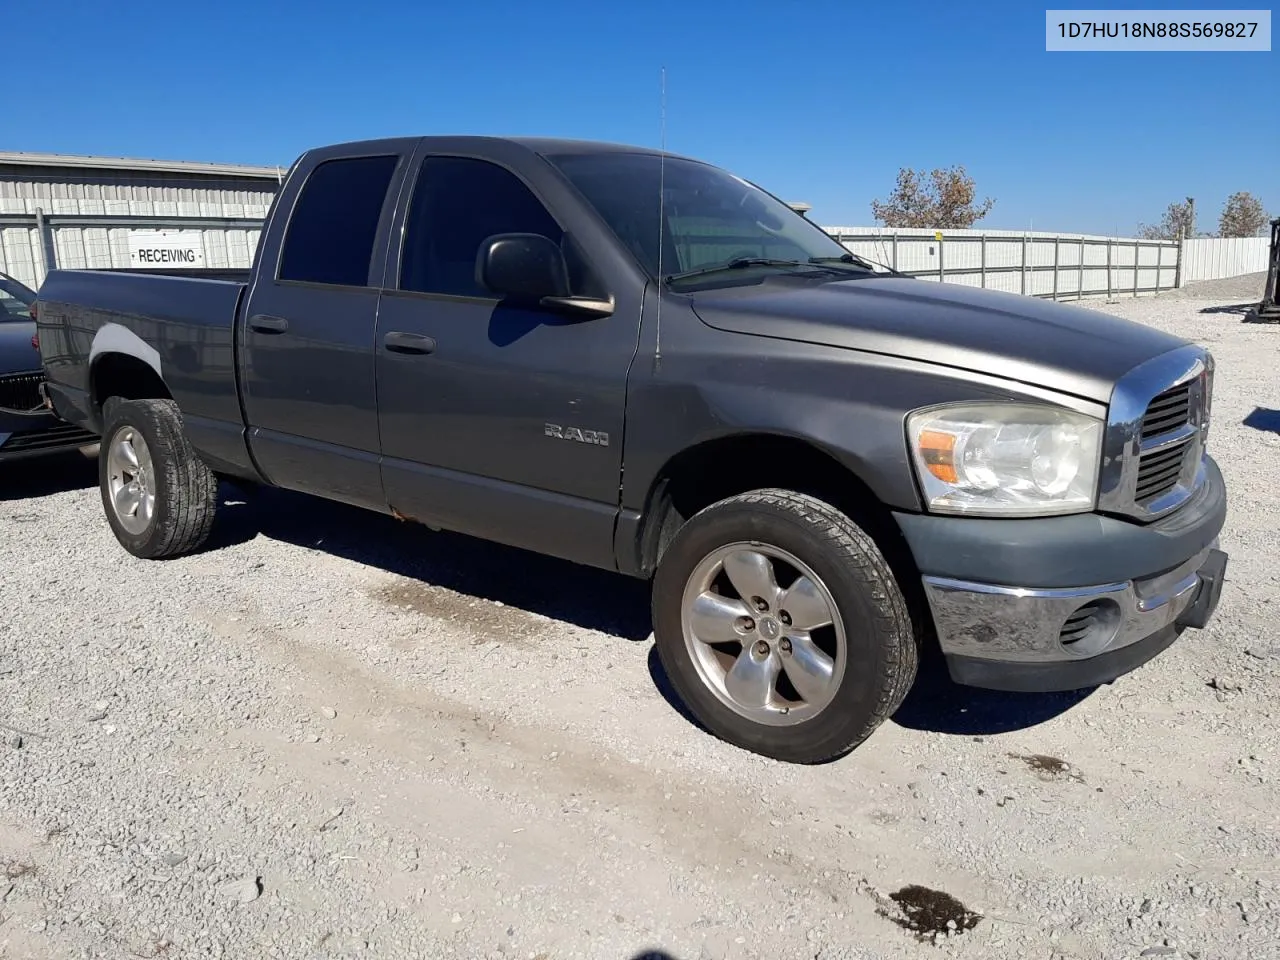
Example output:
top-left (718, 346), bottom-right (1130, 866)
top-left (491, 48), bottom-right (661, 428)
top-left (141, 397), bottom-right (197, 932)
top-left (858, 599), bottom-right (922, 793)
top-left (99, 397), bottom-right (218, 559)
top-left (651, 489), bottom-right (918, 764)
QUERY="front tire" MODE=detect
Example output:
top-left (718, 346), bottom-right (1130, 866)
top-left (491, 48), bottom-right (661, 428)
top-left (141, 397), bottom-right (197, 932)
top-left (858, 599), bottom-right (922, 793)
top-left (99, 397), bottom-right (218, 559)
top-left (651, 489), bottom-right (918, 764)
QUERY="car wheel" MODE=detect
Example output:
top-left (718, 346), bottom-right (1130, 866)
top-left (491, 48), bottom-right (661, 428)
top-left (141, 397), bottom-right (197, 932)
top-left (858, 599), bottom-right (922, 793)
top-left (651, 488), bottom-right (918, 763)
top-left (99, 397), bottom-right (218, 559)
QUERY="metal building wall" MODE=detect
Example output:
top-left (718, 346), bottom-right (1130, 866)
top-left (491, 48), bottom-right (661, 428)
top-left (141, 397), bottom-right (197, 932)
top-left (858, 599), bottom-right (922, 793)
top-left (0, 162), bottom-right (277, 288)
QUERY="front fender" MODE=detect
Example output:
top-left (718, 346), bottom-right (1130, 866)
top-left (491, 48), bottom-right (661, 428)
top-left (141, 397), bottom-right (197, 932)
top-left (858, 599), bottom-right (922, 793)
top-left (621, 336), bottom-right (1101, 518)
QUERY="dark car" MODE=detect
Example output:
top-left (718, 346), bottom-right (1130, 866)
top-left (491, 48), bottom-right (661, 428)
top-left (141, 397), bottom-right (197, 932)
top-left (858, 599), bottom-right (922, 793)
top-left (1, 270), bottom-right (99, 462)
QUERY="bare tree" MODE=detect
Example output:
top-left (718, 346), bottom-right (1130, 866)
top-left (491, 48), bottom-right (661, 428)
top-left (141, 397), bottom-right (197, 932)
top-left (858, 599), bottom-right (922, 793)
top-left (871, 166), bottom-right (995, 229)
top-left (1138, 198), bottom-right (1195, 240)
top-left (1217, 191), bottom-right (1269, 237)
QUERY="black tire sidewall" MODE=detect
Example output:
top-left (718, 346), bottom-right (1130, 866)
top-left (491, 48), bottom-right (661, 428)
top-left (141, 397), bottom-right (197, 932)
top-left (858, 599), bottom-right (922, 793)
top-left (98, 399), bottom-right (185, 558)
top-left (652, 494), bottom-right (910, 763)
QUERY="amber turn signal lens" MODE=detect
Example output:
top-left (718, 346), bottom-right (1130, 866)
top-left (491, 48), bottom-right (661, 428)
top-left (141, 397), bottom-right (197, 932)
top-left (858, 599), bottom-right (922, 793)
top-left (917, 429), bottom-right (958, 483)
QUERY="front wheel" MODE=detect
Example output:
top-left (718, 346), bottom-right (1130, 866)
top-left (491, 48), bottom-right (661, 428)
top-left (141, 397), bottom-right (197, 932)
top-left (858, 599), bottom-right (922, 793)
top-left (99, 397), bottom-right (218, 559)
top-left (651, 489), bottom-right (918, 763)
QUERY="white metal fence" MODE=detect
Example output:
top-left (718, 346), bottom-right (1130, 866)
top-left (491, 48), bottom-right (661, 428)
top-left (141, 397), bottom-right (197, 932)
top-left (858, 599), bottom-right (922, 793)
top-left (1180, 236), bottom-right (1270, 283)
top-left (826, 226), bottom-right (1180, 300)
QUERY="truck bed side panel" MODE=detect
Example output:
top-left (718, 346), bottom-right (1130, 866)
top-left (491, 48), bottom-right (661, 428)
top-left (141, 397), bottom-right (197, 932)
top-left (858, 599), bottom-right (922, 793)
top-left (36, 269), bottom-right (257, 477)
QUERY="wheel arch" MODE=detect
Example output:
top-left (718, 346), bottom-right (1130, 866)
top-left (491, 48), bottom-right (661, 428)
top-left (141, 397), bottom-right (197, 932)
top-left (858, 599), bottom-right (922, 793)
top-left (89, 342), bottom-right (172, 431)
top-left (627, 432), bottom-right (922, 596)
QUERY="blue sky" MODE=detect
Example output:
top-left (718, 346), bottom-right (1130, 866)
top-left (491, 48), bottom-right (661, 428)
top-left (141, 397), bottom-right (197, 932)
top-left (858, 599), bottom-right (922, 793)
top-left (8, 0), bottom-right (1276, 235)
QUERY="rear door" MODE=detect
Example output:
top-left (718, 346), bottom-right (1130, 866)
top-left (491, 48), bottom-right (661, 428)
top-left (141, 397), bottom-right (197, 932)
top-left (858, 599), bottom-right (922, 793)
top-left (238, 142), bottom-right (413, 510)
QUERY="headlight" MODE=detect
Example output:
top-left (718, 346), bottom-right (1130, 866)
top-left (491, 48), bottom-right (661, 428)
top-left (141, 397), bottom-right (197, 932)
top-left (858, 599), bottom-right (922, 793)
top-left (906, 403), bottom-right (1103, 516)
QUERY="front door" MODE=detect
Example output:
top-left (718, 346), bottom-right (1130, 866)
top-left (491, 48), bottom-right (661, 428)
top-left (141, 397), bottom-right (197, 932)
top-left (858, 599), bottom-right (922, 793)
top-left (375, 153), bottom-right (640, 568)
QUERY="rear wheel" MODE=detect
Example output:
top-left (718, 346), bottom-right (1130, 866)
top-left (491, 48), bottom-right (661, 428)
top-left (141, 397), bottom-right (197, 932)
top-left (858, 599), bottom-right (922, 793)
top-left (99, 397), bottom-right (218, 559)
top-left (651, 489), bottom-right (918, 763)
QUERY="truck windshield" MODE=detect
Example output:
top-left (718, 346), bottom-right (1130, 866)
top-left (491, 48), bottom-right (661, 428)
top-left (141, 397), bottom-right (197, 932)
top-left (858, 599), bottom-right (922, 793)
top-left (546, 152), bottom-right (873, 288)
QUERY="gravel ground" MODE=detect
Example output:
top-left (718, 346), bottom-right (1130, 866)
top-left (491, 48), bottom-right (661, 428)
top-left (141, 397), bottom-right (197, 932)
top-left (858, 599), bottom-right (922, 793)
top-left (2, 273), bottom-right (1278, 960)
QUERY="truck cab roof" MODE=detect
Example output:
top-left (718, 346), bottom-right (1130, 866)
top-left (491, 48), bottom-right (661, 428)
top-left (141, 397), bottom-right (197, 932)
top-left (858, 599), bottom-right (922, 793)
top-left (299, 135), bottom-right (695, 164)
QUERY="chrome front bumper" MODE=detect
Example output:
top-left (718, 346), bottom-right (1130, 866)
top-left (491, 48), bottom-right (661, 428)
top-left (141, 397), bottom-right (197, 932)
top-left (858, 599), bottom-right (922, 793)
top-left (922, 542), bottom-right (1227, 691)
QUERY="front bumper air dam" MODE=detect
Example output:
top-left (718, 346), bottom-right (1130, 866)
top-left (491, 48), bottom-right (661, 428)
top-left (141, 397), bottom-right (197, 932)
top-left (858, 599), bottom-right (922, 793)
top-left (893, 455), bottom-right (1228, 692)
top-left (926, 545), bottom-right (1227, 692)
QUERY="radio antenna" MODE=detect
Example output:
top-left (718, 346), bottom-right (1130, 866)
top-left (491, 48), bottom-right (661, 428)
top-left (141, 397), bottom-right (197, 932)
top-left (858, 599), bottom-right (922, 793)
top-left (654, 65), bottom-right (666, 366)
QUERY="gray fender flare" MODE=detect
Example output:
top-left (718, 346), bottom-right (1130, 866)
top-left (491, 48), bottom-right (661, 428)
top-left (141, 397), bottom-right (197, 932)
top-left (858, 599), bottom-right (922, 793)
top-left (89, 323), bottom-right (163, 380)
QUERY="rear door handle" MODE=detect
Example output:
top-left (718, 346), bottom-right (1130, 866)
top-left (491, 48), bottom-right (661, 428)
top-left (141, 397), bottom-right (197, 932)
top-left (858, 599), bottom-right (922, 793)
top-left (249, 314), bottom-right (289, 334)
top-left (383, 331), bottom-right (437, 355)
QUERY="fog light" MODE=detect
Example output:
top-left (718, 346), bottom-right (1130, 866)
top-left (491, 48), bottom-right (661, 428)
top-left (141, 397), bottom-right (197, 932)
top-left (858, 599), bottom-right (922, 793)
top-left (1058, 599), bottom-right (1122, 657)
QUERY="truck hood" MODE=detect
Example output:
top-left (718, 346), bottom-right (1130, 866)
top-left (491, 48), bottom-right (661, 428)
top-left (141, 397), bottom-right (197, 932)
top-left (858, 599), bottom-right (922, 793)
top-left (688, 275), bottom-right (1189, 403)
top-left (0, 320), bottom-right (40, 376)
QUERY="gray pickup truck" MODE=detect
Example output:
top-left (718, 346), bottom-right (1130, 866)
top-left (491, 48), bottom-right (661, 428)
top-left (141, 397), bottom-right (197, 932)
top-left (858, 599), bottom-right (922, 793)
top-left (34, 136), bottom-right (1227, 763)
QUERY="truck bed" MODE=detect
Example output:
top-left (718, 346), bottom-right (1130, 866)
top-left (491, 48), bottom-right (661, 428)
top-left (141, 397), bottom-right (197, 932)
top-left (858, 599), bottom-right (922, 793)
top-left (35, 268), bottom-right (253, 475)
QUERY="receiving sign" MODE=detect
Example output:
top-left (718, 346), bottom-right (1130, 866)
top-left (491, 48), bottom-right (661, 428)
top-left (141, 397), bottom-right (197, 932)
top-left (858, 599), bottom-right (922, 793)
top-left (127, 231), bottom-right (206, 268)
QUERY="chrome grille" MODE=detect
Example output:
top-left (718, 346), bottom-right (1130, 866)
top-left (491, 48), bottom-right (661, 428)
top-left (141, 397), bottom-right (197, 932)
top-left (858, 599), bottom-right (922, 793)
top-left (1097, 345), bottom-right (1212, 522)
top-left (1134, 381), bottom-right (1196, 503)
top-left (1135, 438), bottom-right (1193, 502)
top-left (0, 372), bottom-right (44, 412)
top-left (1139, 383), bottom-right (1192, 441)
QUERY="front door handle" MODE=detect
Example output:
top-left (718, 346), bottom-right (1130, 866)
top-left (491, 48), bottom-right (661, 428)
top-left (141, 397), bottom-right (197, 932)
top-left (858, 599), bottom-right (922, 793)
top-left (249, 314), bottom-right (289, 334)
top-left (383, 331), bottom-right (437, 355)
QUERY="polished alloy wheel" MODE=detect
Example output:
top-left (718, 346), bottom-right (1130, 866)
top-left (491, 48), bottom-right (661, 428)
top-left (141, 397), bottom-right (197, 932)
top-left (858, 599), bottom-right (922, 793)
top-left (679, 541), bottom-right (846, 726)
top-left (106, 425), bottom-right (156, 535)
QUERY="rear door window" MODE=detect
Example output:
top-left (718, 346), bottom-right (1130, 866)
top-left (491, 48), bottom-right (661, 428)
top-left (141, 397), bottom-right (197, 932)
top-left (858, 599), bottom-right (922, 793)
top-left (278, 155), bottom-right (399, 287)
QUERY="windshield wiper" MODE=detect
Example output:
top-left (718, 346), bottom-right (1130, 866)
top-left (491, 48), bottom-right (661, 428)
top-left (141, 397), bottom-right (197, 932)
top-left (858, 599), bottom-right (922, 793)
top-left (665, 257), bottom-right (836, 284)
top-left (808, 253), bottom-right (890, 272)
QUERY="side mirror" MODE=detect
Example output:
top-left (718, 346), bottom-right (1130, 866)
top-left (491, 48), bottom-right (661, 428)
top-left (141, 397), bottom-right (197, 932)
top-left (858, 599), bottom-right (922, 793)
top-left (477, 233), bottom-right (615, 321)
top-left (477, 233), bottom-right (570, 301)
